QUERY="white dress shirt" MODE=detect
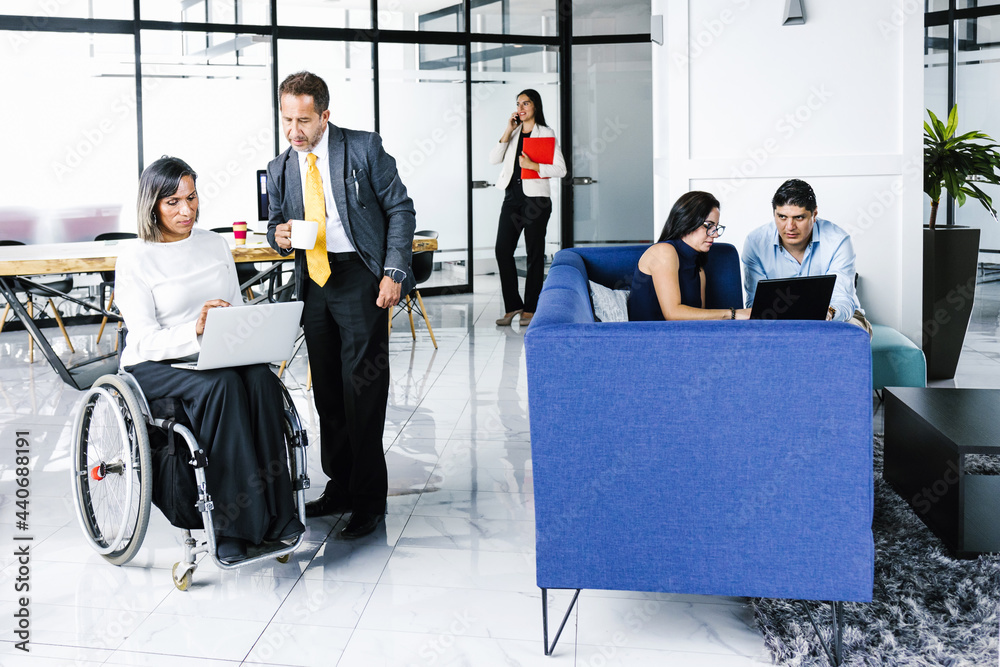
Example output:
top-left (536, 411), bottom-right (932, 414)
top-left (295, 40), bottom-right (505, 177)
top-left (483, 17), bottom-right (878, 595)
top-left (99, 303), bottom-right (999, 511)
top-left (742, 218), bottom-right (863, 321)
top-left (296, 125), bottom-right (355, 253)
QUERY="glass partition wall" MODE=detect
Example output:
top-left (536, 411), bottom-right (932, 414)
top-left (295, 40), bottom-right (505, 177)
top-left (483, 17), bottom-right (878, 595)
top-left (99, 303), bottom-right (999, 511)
top-left (571, 41), bottom-right (652, 246)
top-left (0, 1), bottom-right (651, 292)
top-left (0, 31), bottom-right (137, 243)
top-left (380, 42), bottom-right (470, 286)
top-left (925, 1), bottom-right (1000, 259)
top-left (140, 29), bottom-right (274, 229)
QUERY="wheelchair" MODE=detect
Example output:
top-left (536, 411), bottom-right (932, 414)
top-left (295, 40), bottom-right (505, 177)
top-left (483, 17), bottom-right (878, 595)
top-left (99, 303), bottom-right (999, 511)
top-left (70, 368), bottom-right (310, 591)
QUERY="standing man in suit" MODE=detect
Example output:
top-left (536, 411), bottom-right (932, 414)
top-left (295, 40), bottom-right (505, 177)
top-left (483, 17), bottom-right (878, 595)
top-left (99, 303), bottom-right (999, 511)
top-left (266, 71), bottom-right (416, 539)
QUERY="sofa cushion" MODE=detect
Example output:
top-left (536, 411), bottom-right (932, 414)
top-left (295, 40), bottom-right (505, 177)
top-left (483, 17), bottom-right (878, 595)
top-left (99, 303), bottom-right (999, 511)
top-left (871, 324), bottom-right (926, 391)
top-left (589, 281), bottom-right (630, 322)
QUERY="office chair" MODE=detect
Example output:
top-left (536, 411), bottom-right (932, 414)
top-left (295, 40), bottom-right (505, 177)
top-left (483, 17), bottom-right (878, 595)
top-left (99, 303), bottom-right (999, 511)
top-left (0, 240), bottom-right (75, 361)
top-left (389, 230), bottom-right (438, 349)
top-left (94, 232), bottom-right (137, 345)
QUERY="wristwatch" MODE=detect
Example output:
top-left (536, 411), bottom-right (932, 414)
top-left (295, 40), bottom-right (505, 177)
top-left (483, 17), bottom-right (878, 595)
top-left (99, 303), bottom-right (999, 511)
top-left (384, 268), bottom-right (405, 284)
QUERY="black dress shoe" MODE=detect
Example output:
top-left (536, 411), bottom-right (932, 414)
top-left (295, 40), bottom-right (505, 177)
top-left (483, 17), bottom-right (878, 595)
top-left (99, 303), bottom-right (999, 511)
top-left (340, 511), bottom-right (384, 539)
top-left (217, 537), bottom-right (248, 564)
top-left (264, 517), bottom-right (306, 543)
top-left (304, 493), bottom-right (352, 518)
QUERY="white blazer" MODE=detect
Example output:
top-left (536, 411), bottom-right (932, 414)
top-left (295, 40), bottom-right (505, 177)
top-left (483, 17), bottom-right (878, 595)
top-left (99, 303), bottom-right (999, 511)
top-left (489, 124), bottom-right (567, 198)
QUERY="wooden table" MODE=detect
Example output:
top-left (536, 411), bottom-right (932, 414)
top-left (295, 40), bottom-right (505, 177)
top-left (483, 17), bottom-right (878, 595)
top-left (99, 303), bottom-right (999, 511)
top-left (884, 387), bottom-right (1000, 558)
top-left (0, 234), bottom-right (438, 275)
top-left (0, 234), bottom-right (437, 390)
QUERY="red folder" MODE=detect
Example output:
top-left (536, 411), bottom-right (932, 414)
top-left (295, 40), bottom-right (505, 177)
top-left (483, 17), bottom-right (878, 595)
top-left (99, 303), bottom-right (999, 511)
top-left (520, 137), bottom-right (556, 180)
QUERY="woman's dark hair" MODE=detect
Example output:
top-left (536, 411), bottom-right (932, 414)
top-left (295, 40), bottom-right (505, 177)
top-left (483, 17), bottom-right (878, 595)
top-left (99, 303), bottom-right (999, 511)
top-left (771, 179), bottom-right (817, 213)
top-left (136, 156), bottom-right (198, 243)
top-left (517, 89), bottom-right (548, 128)
top-left (657, 191), bottom-right (720, 243)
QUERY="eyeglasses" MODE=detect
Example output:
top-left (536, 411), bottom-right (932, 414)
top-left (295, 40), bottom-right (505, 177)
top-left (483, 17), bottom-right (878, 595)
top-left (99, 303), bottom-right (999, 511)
top-left (702, 222), bottom-right (725, 238)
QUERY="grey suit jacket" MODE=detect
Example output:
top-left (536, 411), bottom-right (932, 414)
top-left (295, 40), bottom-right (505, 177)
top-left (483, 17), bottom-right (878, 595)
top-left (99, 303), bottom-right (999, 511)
top-left (265, 123), bottom-right (417, 302)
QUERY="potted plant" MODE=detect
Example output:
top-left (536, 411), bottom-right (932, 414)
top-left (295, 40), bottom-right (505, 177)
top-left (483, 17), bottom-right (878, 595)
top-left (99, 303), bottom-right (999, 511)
top-left (923, 105), bottom-right (1000, 380)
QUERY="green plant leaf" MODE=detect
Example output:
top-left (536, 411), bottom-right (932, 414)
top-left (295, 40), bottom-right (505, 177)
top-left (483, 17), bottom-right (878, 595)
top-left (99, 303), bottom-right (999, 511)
top-left (924, 105), bottom-right (1000, 222)
top-left (945, 104), bottom-right (959, 138)
top-left (966, 182), bottom-right (998, 218)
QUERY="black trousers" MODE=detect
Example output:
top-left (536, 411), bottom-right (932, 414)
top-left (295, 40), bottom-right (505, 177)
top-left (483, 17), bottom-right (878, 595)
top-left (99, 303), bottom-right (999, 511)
top-left (495, 196), bottom-right (552, 314)
top-left (302, 253), bottom-right (389, 515)
top-left (127, 361), bottom-right (297, 545)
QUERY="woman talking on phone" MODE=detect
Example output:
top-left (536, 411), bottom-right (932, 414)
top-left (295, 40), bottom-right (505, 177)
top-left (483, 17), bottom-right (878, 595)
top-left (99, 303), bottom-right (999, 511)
top-left (489, 89), bottom-right (567, 327)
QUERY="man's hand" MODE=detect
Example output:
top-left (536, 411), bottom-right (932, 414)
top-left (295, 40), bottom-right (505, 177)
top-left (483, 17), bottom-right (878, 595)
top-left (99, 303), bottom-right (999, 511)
top-left (274, 222), bottom-right (292, 250)
top-left (376, 276), bottom-right (401, 309)
top-left (195, 299), bottom-right (231, 335)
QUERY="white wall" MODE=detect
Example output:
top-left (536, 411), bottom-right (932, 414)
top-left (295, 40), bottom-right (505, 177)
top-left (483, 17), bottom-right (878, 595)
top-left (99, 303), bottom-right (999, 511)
top-left (652, 0), bottom-right (924, 341)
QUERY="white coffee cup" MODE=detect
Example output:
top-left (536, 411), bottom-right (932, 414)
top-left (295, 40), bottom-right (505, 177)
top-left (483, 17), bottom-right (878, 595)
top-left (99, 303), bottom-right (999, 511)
top-left (289, 219), bottom-right (319, 250)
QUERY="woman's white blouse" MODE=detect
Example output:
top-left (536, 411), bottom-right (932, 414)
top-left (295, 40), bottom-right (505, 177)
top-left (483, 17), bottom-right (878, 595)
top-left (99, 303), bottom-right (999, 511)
top-left (115, 227), bottom-right (244, 368)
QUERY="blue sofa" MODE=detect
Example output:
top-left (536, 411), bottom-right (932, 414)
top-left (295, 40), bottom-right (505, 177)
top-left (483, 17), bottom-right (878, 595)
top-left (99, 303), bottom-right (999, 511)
top-left (524, 244), bottom-right (874, 655)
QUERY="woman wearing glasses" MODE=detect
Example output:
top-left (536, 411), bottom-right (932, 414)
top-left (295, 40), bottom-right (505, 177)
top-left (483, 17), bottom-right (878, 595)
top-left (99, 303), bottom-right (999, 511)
top-left (628, 191), bottom-right (751, 321)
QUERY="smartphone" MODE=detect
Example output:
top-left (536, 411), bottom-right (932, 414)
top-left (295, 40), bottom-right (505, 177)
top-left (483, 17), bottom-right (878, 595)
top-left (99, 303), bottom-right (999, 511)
top-left (512, 114), bottom-right (520, 125)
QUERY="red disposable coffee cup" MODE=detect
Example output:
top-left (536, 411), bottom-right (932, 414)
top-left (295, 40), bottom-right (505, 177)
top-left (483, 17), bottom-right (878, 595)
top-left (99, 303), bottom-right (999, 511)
top-left (233, 221), bottom-right (247, 245)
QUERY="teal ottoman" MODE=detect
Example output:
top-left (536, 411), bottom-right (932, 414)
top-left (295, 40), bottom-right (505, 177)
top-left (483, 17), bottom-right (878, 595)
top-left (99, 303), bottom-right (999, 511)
top-left (871, 324), bottom-right (926, 392)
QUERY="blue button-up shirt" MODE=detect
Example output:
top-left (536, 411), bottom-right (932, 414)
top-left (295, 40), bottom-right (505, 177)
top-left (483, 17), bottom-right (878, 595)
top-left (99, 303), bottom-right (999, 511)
top-left (742, 218), bottom-right (862, 322)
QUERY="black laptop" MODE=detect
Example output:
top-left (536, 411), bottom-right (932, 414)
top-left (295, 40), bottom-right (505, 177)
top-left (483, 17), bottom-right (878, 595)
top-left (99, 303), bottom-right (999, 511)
top-left (749, 275), bottom-right (836, 320)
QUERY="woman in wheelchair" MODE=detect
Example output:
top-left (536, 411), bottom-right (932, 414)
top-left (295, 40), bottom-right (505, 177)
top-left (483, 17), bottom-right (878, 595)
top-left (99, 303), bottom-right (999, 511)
top-left (113, 156), bottom-right (305, 563)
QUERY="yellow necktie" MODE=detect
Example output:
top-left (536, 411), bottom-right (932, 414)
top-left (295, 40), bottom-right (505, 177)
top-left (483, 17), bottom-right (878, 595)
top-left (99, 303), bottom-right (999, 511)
top-left (304, 152), bottom-right (330, 287)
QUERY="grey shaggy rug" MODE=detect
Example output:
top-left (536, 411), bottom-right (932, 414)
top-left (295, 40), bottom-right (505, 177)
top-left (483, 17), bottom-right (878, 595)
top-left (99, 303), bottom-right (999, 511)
top-left (751, 435), bottom-right (1000, 666)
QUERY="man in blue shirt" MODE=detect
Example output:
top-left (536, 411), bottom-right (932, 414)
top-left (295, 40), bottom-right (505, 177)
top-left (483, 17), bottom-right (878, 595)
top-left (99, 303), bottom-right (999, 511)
top-left (743, 179), bottom-right (872, 335)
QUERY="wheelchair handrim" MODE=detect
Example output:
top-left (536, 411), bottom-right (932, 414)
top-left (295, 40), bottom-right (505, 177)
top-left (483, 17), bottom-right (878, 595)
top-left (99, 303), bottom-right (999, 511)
top-left (72, 386), bottom-right (136, 556)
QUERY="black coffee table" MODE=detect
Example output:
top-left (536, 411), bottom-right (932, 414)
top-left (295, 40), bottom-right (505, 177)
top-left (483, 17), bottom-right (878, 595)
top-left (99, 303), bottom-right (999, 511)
top-left (884, 387), bottom-right (1000, 559)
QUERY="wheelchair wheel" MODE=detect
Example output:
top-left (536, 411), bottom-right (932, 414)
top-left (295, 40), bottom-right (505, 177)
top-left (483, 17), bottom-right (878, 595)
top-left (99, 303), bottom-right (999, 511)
top-left (283, 383), bottom-right (309, 489)
top-left (172, 562), bottom-right (195, 591)
top-left (71, 374), bottom-right (152, 566)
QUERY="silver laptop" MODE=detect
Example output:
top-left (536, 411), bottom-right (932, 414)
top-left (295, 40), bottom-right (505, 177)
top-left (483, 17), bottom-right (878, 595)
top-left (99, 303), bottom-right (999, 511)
top-left (171, 301), bottom-right (304, 371)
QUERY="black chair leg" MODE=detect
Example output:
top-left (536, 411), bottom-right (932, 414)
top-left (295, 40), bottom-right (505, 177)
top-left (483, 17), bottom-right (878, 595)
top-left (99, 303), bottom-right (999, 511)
top-left (541, 588), bottom-right (581, 656)
top-left (801, 600), bottom-right (846, 666)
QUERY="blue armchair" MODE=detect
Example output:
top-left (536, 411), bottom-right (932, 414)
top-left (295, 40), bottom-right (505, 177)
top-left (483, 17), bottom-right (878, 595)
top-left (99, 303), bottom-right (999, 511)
top-left (524, 244), bottom-right (874, 661)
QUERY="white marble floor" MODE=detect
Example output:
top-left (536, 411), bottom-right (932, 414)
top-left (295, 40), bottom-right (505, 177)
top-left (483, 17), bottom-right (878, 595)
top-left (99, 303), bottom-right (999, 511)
top-left (2, 274), bottom-right (1000, 667)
